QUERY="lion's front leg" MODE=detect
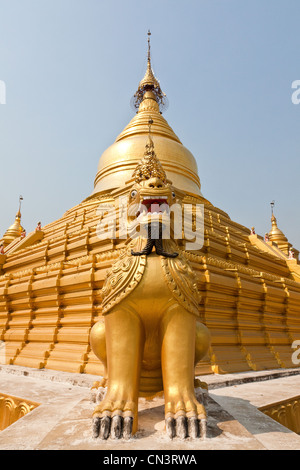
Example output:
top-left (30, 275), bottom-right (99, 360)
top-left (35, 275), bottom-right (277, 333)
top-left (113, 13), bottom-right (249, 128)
top-left (92, 307), bottom-right (144, 440)
top-left (160, 305), bottom-right (207, 439)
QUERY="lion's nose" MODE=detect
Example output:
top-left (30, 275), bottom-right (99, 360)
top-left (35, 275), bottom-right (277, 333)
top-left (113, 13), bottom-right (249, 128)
top-left (145, 177), bottom-right (164, 189)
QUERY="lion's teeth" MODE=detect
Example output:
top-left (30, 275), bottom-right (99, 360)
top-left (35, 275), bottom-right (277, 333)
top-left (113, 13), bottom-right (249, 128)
top-left (142, 196), bottom-right (168, 200)
top-left (138, 204), bottom-right (147, 213)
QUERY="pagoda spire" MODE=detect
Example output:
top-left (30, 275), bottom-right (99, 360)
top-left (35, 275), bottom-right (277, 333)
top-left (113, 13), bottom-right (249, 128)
top-left (132, 31), bottom-right (168, 113)
top-left (17, 195), bottom-right (23, 218)
top-left (147, 30), bottom-right (151, 64)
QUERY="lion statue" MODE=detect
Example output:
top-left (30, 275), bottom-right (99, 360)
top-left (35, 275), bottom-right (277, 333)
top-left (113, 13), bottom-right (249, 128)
top-left (90, 123), bottom-right (210, 440)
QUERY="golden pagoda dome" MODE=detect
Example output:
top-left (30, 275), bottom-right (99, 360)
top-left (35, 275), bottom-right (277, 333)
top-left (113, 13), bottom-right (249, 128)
top-left (92, 33), bottom-right (201, 197)
top-left (3, 210), bottom-right (23, 247)
top-left (268, 211), bottom-right (291, 256)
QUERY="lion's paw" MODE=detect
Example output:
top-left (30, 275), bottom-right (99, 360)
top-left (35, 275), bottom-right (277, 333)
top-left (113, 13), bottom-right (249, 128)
top-left (165, 394), bottom-right (207, 439)
top-left (92, 399), bottom-right (136, 440)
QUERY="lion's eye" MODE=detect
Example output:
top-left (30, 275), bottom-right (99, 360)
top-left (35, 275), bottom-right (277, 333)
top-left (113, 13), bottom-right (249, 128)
top-left (131, 190), bottom-right (137, 198)
top-left (172, 191), bottom-right (176, 199)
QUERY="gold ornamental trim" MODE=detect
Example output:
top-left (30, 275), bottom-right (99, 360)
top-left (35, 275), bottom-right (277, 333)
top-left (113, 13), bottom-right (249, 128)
top-left (259, 395), bottom-right (300, 434)
top-left (0, 393), bottom-right (39, 431)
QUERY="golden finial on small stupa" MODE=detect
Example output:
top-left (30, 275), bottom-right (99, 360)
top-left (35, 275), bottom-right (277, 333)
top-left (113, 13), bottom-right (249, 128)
top-left (17, 195), bottom-right (23, 218)
top-left (132, 117), bottom-right (167, 184)
top-left (2, 195), bottom-right (24, 247)
top-left (268, 201), bottom-right (288, 244)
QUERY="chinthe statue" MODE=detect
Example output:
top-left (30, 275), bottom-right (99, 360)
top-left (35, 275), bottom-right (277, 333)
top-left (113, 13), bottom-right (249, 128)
top-left (90, 126), bottom-right (211, 440)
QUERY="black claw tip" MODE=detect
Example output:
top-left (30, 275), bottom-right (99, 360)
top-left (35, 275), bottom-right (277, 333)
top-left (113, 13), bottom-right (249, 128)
top-left (92, 417), bottom-right (100, 438)
top-left (188, 416), bottom-right (199, 439)
top-left (176, 415), bottom-right (188, 439)
top-left (100, 415), bottom-right (111, 440)
top-left (200, 418), bottom-right (207, 439)
top-left (111, 415), bottom-right (123, 439)
top-left (165, 416), bottom-right (176, 439)
top-left (123, 416), bottom-right (133, 440)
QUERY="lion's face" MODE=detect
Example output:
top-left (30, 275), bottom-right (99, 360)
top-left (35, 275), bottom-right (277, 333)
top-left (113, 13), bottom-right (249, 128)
top-left (127, 177), bottom-right (176, 228)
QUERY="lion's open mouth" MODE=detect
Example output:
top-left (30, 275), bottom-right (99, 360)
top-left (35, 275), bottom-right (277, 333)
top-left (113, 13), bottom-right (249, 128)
top-left (137, 196), bottom-right (169, 218)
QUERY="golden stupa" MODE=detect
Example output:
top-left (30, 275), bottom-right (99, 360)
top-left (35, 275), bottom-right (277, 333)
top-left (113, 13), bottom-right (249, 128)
top-left (0, 34), bottom-right (300, 381)
top-left (2, 197), bottom-right (24, 248)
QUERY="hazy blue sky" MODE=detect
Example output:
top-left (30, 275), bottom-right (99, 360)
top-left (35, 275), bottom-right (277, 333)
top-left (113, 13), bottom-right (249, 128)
top-left (0, 0), bottom-right (299, 247)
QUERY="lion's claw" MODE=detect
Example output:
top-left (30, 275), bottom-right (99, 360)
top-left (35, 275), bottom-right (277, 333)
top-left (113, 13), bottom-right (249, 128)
top-left (123, 416), bottom-right (133, 440)
top-left (188, 416), bottom-right (199, 438)
top-left (111, 415), bottom-right (122, 439)
top-left (92, 414), bottom-right (133, 440)
top-left (100, 416), bottom-right (111, 439)
top-left (200, 418), bottom-right (207, 439)
top-left (166, 416), bottom-right (176, 439)
top-left (92, 417), bottom-right (100, 438)
top-left (165, 415), bottom-right (207, 440)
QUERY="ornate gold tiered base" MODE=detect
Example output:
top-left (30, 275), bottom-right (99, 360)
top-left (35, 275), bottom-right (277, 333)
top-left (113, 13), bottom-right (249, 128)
top-left (0, 195), bottom-right (300, 378)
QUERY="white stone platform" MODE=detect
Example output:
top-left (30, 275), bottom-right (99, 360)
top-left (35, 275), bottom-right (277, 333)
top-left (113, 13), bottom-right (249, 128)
top-left (0, 364), bottom-right (300, 451)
